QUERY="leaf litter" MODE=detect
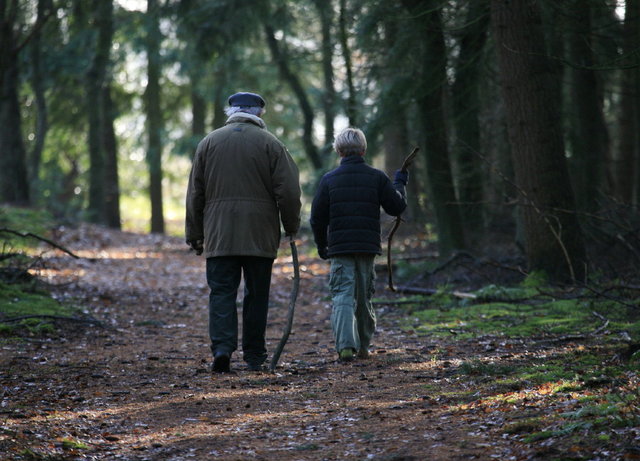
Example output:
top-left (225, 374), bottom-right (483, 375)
top-left (0, 224), bottom-right (637, 460)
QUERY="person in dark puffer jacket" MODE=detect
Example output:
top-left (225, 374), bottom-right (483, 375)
top-left (310, 127), bottom-right (408, 362)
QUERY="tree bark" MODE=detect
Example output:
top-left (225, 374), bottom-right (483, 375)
top-left (212, 70), bottom-right (226, 130)
top-left (491, 0), bottom-right (587, 282)
top-left (264, 23), bottom-right (321, 170)
top-left (635, 0), bottom-right (640, 207)
top-left (313, 0), bottom-right (336, 151)
top-left (379, 17), bottom-right (420, 221)
top-left (339, 0), bottom-right (358, 127)
top-left (28, 0), bottom-right (53, 198)
top-left (191, 88), bottom-right (206, 151)
top-left (103, 82), bottom-right (121, 229)
top-left (565, 1), bottom-right (609, 211)
top-left (146, 0), bottom-right (165, 234)
top-left (189, 67), bottom-right (207, 157)
top-left (404, 0), bottom-right (466, 257)
top-left (616, 0), bottom-right (639, 204)
top-left (0, 0), bottom-right (31, 206)
top-left (85, 0), bottom-right (112, 224)
top-left (451, 0), bottom-right (489, 241)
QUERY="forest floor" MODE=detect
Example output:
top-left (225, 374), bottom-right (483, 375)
top-left (1, 224), bottom-right (638, 460)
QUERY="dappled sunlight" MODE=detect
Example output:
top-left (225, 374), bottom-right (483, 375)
top-left (4, 222), bottom-right (637, 460)
top-left (28, 267), bottom-right (87, 282)
top-left (1, 374), bottom-right (452, 458)
top-left (449, 379), bottom-right (587, 414)
top-left (72, 249), bottom-right (166, 260)
top-left (397, 358), bottom-right (453, 372)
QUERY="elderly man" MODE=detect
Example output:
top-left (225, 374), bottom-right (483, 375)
top-left (186, 92), bottom-right (301, 373)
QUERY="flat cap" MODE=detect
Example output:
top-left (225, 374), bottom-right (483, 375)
top-left (228, 92), bottom-right (266, 108)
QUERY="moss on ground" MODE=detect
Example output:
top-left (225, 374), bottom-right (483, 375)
top-left (0, 205), bottom-right (54, 252)
top-left (0, 281), bottom-right (80, 337)
top-left (407, 295), bottom-right (639, 340)
top-left (393, 279), bottom-right (640, 458)
top-left (0, 206), bottom-right (78, 338)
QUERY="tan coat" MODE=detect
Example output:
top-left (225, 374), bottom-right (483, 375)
top-left (185, 113), bottom-right (301, 259)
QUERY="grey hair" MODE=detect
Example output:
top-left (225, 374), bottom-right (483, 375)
top-left (333, 127), bottom-right (367, 156)
top-left (224, 105), bottom-right (265, 117)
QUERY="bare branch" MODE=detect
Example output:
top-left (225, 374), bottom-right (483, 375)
top-left (0, 314), bottom-right (103, 327)
top-left (0, 228), bottom-right (80, 259)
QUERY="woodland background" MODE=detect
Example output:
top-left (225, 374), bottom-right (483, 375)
top-left (1, 2), bottom-right (640, 459)
top-left (1, 0), bottom-right (640, 283)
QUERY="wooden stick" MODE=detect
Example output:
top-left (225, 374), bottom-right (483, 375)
top-left (269, 237), bottom-right (300, 372)
top-left (387, 147), bottom-right (419, 291)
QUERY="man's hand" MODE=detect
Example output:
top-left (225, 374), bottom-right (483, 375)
top-left (187, 239), bottom-right (204, 255)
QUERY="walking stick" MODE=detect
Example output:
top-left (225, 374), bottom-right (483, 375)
top-left (387, 147), bottom-right (419, 292)
top-left (269, 236), bottom-right (300, 372)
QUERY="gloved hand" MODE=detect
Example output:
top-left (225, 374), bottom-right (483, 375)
top-left (318, 247), bottom-right (329, 260)
top-left (285, 232), bottom-right (296, 241)
top-left (394, 169), bottom-right (409, 185)
top-left (188, 239), bottom-right (204, 255)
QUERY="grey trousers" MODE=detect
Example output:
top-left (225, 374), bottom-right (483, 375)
top-left (329, 254), bottom-right (376, 353)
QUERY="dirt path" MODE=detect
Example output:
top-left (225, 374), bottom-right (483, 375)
top-left (1, 225), bottom-right (533, 460)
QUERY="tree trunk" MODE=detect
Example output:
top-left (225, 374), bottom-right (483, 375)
top-left (491, 0), bottom-right (587, 282)
top-left (191, 88), bottom-right (206, 152)
top-left (404, 0), bottom-right (466, 257)
top-left (28, 0), bottom-right (53, 198)
top-left (451, 0), bottom-right (490, 241)
top-left (635, 0), bottom-right (640, 206)
top-left (383, 113), bottom-right (410, 184)
top-left (103, 83), bottom-right (121, 229)
top-left (0, 0), bottom-right (31, 206)
top-left (379, 17), bottom-right (421, 222)
top-left (616, 0), bottom-right (639, 204)
top-left (565, 1), bottom-right (609, 211)
top-left (339, 0), bottom-right (358, 127)
top-left (313, 0), bottom-right (336, 151)
top-left (212, 72), bottom-right (226, 130)
top-left (85, 0), bottom-right (112, 224)
top-left (145, 0), bottom-right (164, 234)
top-left (190, 69), bottom-right (206, 157)
top-left (264, 23), bottom-right (322, 170)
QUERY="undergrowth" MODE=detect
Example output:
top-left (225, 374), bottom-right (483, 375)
top-left (391, 276), bottom-right (640, 459)
top-left (0, 206), bottom-right (77, 339)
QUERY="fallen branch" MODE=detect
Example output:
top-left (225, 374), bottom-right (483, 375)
top-left (0, 228), bottom-right (80, 259)
top-left (0, 314), bottom-right (103, 327)
top-left (591, 311), bottom-right (610, 335)
top-left (579, 282), bottom-right (638, 309)
top-left (372, 299), bottom-right (427, 306)
top-left (535, 311), bottom-right (611, 344)
top-left (0, 253), bottom-right (25, 262)
top-left (393, 285), bottom-right (477, 299)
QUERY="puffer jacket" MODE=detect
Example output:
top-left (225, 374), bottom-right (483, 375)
top-left (310, 155), bottom-right (407, 257)
top-left (185, 113), bottom-right (301, 259)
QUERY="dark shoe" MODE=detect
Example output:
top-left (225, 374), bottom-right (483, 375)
top-left (357, 348), bottom-right (370, 359)
top-left (339, 348), bottom-right (355, 362)
top-left (247, 362), bottom-right (266, 372)
top-left (212, 353), bottom-right (231, 373)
